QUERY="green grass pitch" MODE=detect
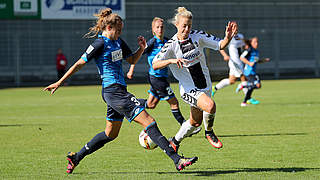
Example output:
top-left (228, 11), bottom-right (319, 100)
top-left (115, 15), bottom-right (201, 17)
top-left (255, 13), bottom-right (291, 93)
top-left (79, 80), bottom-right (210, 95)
top-left (0, 79), bottom-right (319, 179)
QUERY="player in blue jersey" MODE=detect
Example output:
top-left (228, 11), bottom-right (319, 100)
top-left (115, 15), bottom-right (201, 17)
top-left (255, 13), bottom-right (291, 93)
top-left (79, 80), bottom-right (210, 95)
top-left (43, 8), bottom-right (197, 173)
top-left (239, 37), bottom-right (270, 106)
top-left (127, 17), bottom-right (202, 135)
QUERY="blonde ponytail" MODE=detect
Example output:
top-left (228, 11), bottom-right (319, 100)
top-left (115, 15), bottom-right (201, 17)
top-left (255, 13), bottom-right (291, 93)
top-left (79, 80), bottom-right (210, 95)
top-left (171, 7), bottom-right (192, 25)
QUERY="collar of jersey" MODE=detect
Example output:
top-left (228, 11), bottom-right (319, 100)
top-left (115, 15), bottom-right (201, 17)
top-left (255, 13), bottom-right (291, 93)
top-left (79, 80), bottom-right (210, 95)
top-left (154, 35), bottom-right (166, 43)
top-left (98, 34), bottom-right (119, 42)
top-left (174, 34), bottom-right (190, 43)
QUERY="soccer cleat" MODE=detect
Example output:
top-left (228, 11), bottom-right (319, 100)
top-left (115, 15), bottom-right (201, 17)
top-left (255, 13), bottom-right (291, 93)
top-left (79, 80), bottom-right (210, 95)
top-left (175, 156), bottom-right (198, 171)
top-left (248, 98), bottom-right (260, 105)
top-left (168, 137), bottom-right (180, 153)
top-left (66, 152), bottom-right (79, 174)
top-left (211, 87), bottom-right (216, 97)
top-left (187, 126), bottom-right (202, 137)
top-left (205, 131), bottom-right (223, 149)
top-left (241, 102), bottom-right (248, 107)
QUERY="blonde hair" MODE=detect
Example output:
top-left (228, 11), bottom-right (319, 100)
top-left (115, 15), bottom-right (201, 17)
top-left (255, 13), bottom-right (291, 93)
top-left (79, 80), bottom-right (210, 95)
top-left (151, 17), bottom-right (164, 35)
top-left (84, 8), bottom-right (123, 38)
top-left (171, 7), bottom-right (192, 24)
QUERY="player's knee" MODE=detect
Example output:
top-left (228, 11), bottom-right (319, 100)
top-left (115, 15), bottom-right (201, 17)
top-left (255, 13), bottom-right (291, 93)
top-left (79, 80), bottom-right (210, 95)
top-left (169, 101), bottom-right (179, 109)
top-left (206, 101), bottom-right (216, 114)
top-left (229, 79), bottom-right (236, 84)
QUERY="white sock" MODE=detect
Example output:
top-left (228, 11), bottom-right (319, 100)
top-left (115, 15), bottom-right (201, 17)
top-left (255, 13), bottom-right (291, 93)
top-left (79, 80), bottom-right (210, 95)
top-left (203, 111), bottom-right (215, 131)
top-left (215, 79), bottom-right (230, 90)
top-left (241, 81), bottom-right (248, 94)
top-left (174, 120), bottom-right (196, 142)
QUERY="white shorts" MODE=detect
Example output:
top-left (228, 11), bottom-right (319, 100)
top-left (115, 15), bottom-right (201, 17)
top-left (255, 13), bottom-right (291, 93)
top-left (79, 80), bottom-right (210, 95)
top-left (228, 60), bottom-right (244, 78)
top-left (179, 85), bottom-right (212, 108)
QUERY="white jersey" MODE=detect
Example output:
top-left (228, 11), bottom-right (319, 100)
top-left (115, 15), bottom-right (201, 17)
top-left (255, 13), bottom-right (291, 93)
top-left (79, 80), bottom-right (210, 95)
top-left (153, 30), bottom-right (222, 103)
top-left (228, 33), bottom-right (245, 66)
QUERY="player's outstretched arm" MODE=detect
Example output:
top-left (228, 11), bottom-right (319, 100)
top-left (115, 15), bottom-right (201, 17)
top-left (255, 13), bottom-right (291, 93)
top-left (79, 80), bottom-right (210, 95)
top-left (126, 36), bottom-right (146, 65)
top-left (43, 59), bottom-right (86, 94)
top-left (257, 58), bottom-right (270, 63)
top-left (220, 21), bottom-right (238, 50)
top-left (127, 64), bottom-right (135, 79)
top-left (153, 58), bottom-right (187, 70)
top-left (219, 50), bottom-right (230, 61)
top-left (240, 56), bottom-right (255, 67)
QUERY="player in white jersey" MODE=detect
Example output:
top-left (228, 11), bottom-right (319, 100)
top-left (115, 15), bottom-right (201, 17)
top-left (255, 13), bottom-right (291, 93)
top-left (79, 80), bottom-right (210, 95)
top-left (212, 33), bottom-right (248, 96)
top-left (153, 7), bottom-right (237, 152)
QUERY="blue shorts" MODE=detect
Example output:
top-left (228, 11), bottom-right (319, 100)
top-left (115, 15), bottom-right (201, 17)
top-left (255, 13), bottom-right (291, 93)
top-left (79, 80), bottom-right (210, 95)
top-left (148, 75), bottom-right (175, 101)
top-left (102, 84), bottom-right (145, 122)
top-left (246, 74), bottom-right (261, 87)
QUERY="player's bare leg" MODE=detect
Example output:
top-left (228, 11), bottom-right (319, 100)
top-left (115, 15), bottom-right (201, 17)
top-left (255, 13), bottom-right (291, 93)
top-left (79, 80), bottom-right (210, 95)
top-left (197, 94), bottom-right (223, 149)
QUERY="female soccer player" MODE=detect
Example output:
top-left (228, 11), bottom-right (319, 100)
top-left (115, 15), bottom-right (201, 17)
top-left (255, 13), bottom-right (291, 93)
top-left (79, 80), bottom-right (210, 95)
top-left (126, 17), bottom-right (201, 135)
top-left (239, 37), bottom-right (270, 106)
top-left (44, 8), bottom-right (197, 173)
top-left (152, 7), bottom-right (238, 151)
top-left (212, 33), bottom-right (248, 96)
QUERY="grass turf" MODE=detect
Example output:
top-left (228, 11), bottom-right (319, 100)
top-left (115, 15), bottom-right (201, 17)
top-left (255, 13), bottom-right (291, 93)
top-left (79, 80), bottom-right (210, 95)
top-left (0, 79), bottom-right (319, 179)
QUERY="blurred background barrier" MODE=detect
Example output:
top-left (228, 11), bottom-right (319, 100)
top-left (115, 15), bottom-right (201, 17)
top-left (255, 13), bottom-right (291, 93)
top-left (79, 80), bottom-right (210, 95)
top-left (0, 0), bottom-right (319, 87)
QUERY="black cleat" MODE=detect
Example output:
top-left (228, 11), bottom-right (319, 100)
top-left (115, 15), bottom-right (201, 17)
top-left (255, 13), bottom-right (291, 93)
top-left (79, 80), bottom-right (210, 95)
top-left (175, 156), bottom-right (198, 171)
top-left (66, 152), bottom-right (79, 174)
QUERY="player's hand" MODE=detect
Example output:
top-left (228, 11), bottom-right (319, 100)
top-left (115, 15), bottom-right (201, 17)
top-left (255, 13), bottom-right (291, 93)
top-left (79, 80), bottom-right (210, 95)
top-left (43, 82), bottom-right (61, 94)
top-left (171, 58), bottom-right (187, 68)
top-left (223, 55), bottom-right (230, 61)
top-left (137, 36), bottom-right (146, 49)
top-left (225, 21), bottom-right (238, 40)
top-left (249, 62), bottom-right (255, 67)
top-left (127, 71), bottom-right (133, 79)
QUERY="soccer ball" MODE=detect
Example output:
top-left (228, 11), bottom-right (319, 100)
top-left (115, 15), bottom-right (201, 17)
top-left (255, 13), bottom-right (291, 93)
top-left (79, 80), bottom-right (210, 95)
top-left (138, 130), bottom-right (158, 150)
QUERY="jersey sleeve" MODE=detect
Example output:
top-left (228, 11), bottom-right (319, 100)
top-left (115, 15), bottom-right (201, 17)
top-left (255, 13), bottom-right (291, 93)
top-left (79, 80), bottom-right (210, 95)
top-left (152, 39), bottom-right (175, 64)
top-left (240, 49), bottom-right (249, 58)
top-left (81, 39), bottom-right (104, 62)
top-left (197, 30), bottom-right (221, 50)
top-left (143, 38), bottom-right (156, 55)
top-left (120, 39), bottom-right (133, 59)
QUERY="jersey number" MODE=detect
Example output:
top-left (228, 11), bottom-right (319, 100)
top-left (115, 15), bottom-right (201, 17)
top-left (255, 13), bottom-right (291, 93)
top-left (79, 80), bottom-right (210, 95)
top-left (181, 93), bottom-right (197, 106)
top-left (131, 97), bottom-right (140, 106)
top-left (166, 87), bottom-right (173, 95)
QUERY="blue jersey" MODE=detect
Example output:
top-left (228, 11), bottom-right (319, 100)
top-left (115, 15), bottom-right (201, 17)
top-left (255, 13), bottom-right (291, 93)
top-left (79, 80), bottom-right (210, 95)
top-left (242, 47), bottom-right (259, 76)
top-left (81, 35), bottom-right (133, 88)
top-left (144, 36), bottom-right (169, 77)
